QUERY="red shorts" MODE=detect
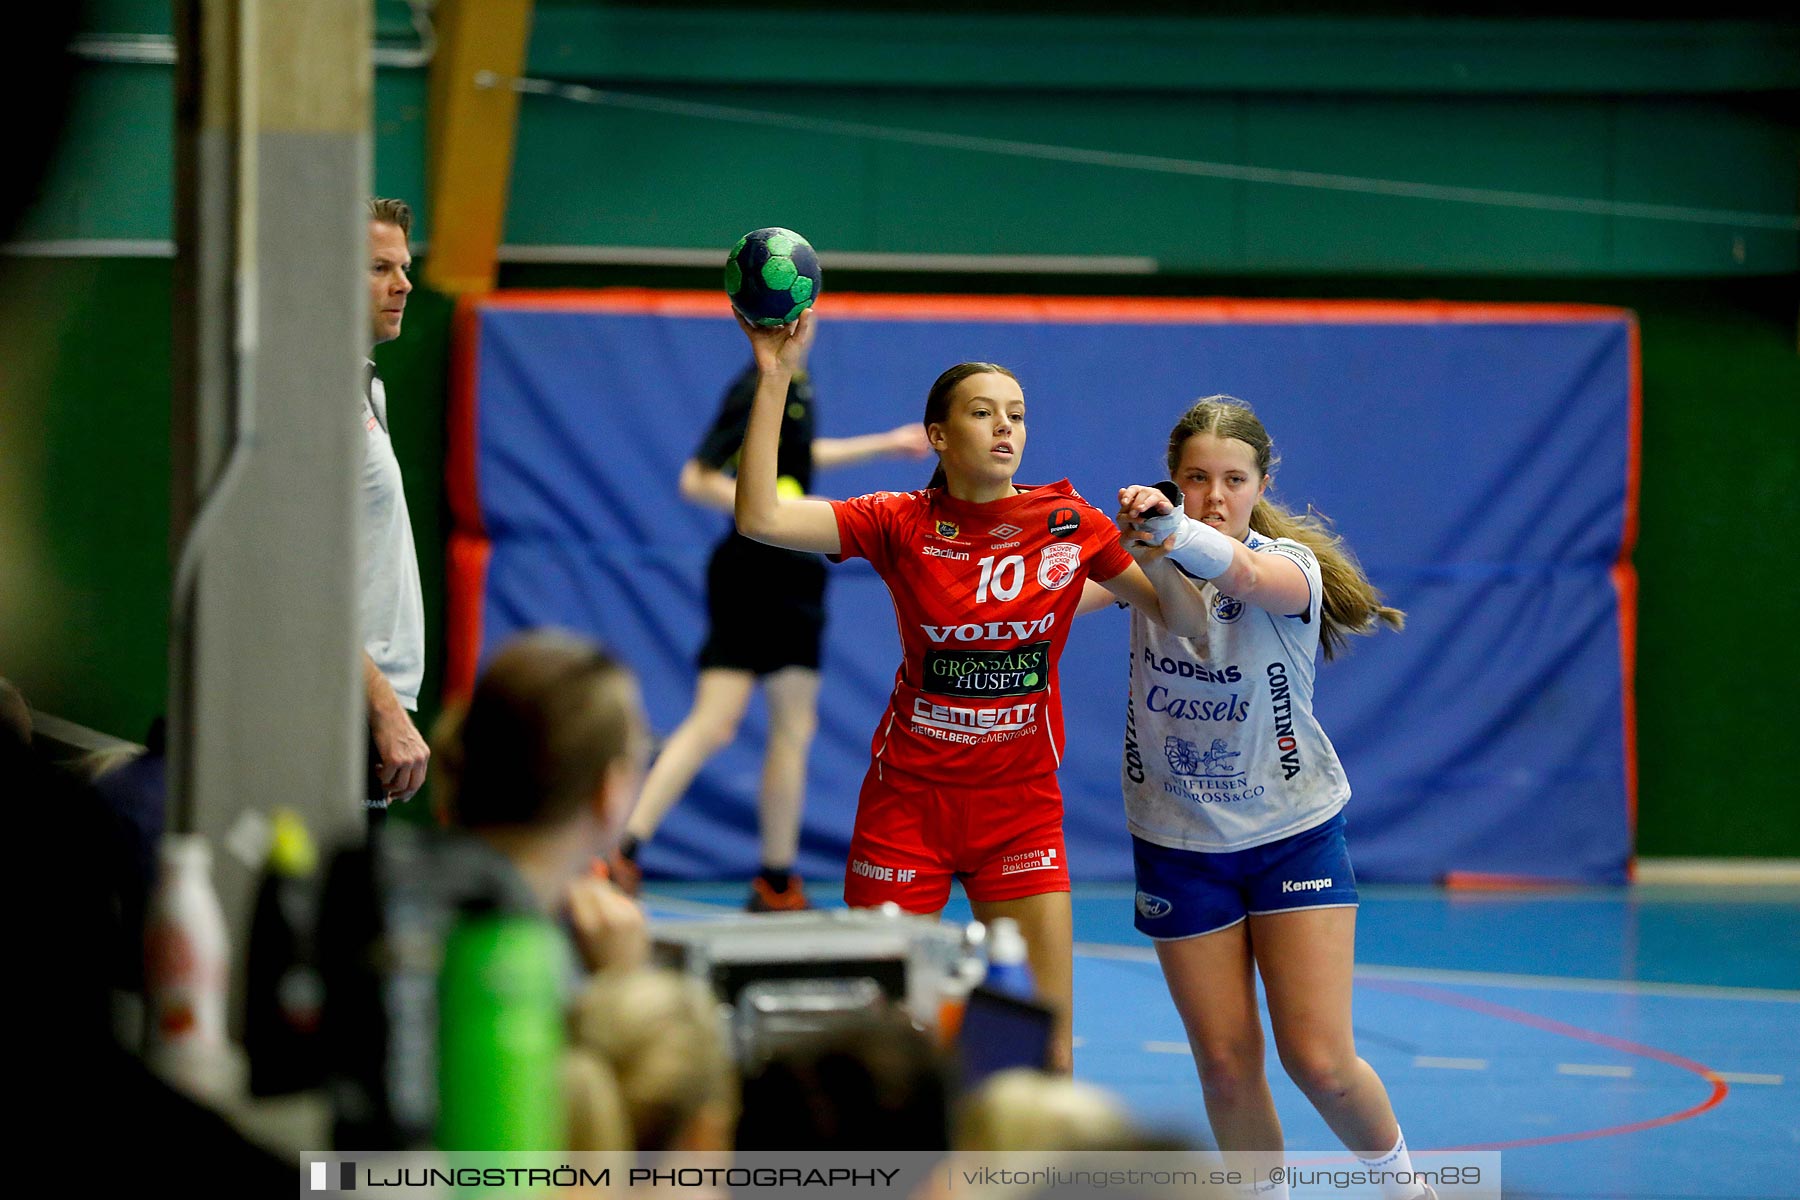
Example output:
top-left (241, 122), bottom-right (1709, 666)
top-left (843, 762), bottom-right (1070, 913)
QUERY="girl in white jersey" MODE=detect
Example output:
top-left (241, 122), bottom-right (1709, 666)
top-left (1116, 397), bottom-right (1424, 1200)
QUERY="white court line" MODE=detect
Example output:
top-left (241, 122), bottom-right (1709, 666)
top-left (1716, 1072), bottom-right (1784, 1085)
top-left (1414, 1056), bottom-right (1488, 1071)
top-left (1557, 1063), bottom-right (1634, 1078)
top-left (1072, 941), bottom-right (1800, 1003)
top-left (1144, 1041), bottom-right (1191, 1055)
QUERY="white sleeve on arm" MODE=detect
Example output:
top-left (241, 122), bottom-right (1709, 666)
top-left (1140, 509), bottom-right (1237, 580)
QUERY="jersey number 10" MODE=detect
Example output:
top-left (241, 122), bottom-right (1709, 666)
top-left (976, 555), bottom-right (1026, 603)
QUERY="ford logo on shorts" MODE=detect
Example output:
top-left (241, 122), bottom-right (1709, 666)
top-left (1135, 891), bottom-right (1173, 919)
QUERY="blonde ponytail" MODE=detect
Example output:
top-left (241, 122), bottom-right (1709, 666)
top-left (1248, 497), bottom-right (1405, 660)
top-left (1167, 396), bottom-right (1404, 661)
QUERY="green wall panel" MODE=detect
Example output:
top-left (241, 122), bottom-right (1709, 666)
top-left (19, 11), bottom-right (1795, 277)
top-left (501, 84), bottom-right (1795, 275)
top-left (1240, 97), bottom-right (1612, 275)
top-left (508, 86), bottom-right (880, 251)
top-left (0, 258), bottom-right (171, 742)
top-left (529, 6), bottom-right (1800, 96)
top-left (1611, 101), bottom-right (1800, 278)
top-left (28, 62), bottom-right (172, 242)
top-left (14, 65), bottom-right (429, 246)
top-left (864, 93), bottom-right (1241, 263)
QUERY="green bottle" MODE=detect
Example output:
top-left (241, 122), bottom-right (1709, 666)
top-left (436, 910), bottom-right (565, 1150)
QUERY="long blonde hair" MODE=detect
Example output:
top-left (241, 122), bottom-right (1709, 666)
top-left (1166, 396), bottom-right (1404, 660)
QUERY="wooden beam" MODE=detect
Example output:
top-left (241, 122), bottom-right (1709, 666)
top-left (424, 0), bottom-right (534, 295)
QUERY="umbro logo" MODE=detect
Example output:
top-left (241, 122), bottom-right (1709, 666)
top-left (988, 523), bottom-right (1023, 539)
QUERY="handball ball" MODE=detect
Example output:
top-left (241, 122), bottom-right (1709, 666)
top-left (725, 227), bottom-right (822, 327)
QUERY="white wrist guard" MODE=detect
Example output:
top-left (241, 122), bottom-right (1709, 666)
top-left (1140, 508), bottom-right (1236, 580)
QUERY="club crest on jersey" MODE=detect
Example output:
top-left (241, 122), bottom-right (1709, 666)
top-left (1048, 507), bottom-right (1080, 538)
top-left (1038, 543), bottom-right (1081, 591)
top-left (935, 519), bottom-right (960, 539)
top-left (1213, 593), bottom-right (1245, 623)
top-left (1135, 891), bottom-right (1172, 919)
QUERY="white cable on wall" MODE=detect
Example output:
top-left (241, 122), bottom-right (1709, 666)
top-left (481, 72), bottom-right (1800, 235)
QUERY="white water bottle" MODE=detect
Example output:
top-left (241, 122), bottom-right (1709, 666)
top-left (983, 917), bottom-right (1036, 999)
top-left (145, 834), bottom-right (231, 1096)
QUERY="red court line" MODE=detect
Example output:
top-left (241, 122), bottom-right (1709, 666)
top-left (1362, 977), bottom-right (1729, 1150)
top-left (472, 288), bottom-right (1634, 326)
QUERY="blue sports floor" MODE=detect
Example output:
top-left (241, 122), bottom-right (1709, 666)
top-left (645, 881), bottom-right (1800, 1199)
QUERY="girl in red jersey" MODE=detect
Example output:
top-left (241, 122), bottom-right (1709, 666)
top-left (733, 311), bottom-right (1208, 1070)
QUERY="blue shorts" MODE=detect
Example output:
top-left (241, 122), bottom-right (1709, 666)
top-left (1132, 812), bottom-right (1359, 940)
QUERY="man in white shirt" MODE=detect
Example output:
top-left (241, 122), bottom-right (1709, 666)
top-left (360, 197), bottom-right (428, 812)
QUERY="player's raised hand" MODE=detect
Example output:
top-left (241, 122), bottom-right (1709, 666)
top-left (737, 308), bottom-right (815, 377)
top-left (1117, 484), bottom-right (1178, 560)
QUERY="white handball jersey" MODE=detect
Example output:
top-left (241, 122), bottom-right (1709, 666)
top-left (1122, 531), bottom-right (1350, 852)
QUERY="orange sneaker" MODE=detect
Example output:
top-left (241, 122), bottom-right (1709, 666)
top-left (746, 875), bottom-right (809, 913)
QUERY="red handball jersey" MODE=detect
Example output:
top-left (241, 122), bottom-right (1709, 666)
top-left (831, 480), bottom-right (1135, 787)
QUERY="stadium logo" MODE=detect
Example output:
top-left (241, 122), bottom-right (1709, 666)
top-left (1213, 593), bottom-right (1244, 623)
top-left (1135, 891), bottom-right (1172, 919)
top-left (935, 519), bottom-right (960, 539)
top-left (922, 545), bottom-right (970, 561)
top-left (1048, 507), bottom-right (1080, 537)
top-left (1037, 543), bottom-right (1081, 591)
top-left (988, 522), bottom-right (1023, 539)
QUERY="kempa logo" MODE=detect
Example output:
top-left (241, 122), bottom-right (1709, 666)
top-left (1282, 877), bottom-right (1332, 894)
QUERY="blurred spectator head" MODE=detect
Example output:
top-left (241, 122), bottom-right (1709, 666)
top-left (435, 629), bottom-right (647, 851)
top-left (954, 1068), bottom-right (1136, 1151)
top-left (737, 1010), bottom-right (951, 1150)
top-left (565, 968), bottom-right (737, 1154)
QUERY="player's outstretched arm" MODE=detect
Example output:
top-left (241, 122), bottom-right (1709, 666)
top-left (678, 460), bottom-right (737, 514)
top-left (733, 311), bottom-right (842, 555)
top-left (812, 424), bottom-right (930, 469)
top-left (1096, 559), bottom-right (1210, 639)
top-left (1118, 483), bottom-right (1309, 619)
